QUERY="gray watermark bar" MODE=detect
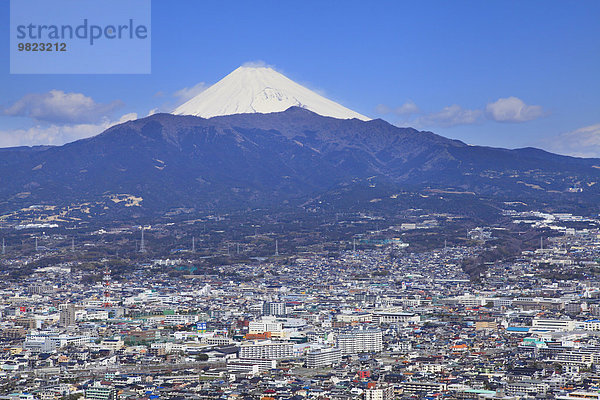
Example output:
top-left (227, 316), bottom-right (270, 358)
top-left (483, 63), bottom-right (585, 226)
top-left (10, 0), bottom-right (151, 74)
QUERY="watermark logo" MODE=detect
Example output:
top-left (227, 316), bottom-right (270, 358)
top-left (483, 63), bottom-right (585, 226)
top-left (10, 0), bottom-right (151, 74)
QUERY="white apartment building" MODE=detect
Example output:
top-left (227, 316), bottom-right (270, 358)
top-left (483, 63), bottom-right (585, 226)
top-left (248, 317), bottom-right (284, 335)
top-left (24, 330), bottom-right (91, 352)
top-left (578, 319), bottom-right (600, 331)
top-left (398, 298), bottom-right (422, 307)
top-left (551, 348), bottom-right (600, 367)
top-left (506, 380), bottom-right (549, 396)
top-left (227, 358), bottom-right (276, 374)
top-left (337, 312), bottom-right (372, 323)
top-left (336, 326), bottom-right (382, 355)
top-left (162, 314), bottom-right (199, 325)
top-left (201, 336), bottom-right (233, 346)
top-left (531, 318), bottom-right (576, 332)
top-left (398, 382), bottom-right (447, 394)
top-left (372, 310), bottom-right (420, 325)
top-left (262, 301), bottom-right (286, 316)
top-left (444, 295), bottom-right (487, 307)
top-left (58, 303), bottom-right (76, 328)
top-left (364, 386), bottom-right (394, 400)
top-left (82, 310), bottom-right (109, 321)
top-left (239, 341), bottom-right (293, 359)
top-left (488, 297), bottom-right (513, 308)
top-left (306, 347), bottom-right (341, 368)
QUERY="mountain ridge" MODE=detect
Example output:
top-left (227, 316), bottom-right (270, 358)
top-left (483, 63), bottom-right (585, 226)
top-left (0, 107), bottom-right (598, 219)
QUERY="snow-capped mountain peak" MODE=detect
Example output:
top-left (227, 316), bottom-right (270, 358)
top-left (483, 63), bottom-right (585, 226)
top-left (173, 66), bottom-right (370, 121)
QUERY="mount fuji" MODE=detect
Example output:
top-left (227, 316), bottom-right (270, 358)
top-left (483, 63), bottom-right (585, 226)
top-left (173, 65), bottom-right (370, 121)
top-left (0, 67), bottom-right (599, 220)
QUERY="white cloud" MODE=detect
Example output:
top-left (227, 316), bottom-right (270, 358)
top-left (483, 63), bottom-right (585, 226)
top-left (0, 113), bottom-right (137, 148)
top-left (375, 104), bottom-right (390, 114)
top-left (395, 101), bottom-right (420, 115)
top-left (173, 82), bottom-right (208, 103)
top-left (376, 101), bottom-right (420, 116)
top-left (485, 96), bottom-right (544, 123)
top-left (153, 81), bottom-right (211, 114)
top-left (242, 60), bottom-right (272, 68)
top-left (115, 113), bottom-right (138, 124)
top-left (4, 90), bottom-right (122, 124)
top-left (418, 104), bottom-right (482, 128)
top-left (542, 123), bottom-right (600, 158)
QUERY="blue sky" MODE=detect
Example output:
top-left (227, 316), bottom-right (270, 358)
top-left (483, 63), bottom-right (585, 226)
top-left (1, 0), bottom-right (599, 156)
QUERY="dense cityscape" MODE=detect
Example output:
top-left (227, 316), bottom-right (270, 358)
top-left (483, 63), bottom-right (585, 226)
top-left (1, 209), bottom-right (600, 400)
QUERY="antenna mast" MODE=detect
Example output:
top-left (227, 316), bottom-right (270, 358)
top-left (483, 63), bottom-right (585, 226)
top-left (139, 227), bottom-right (147, 253)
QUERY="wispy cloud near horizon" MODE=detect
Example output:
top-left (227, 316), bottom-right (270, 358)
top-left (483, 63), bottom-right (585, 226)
top-left (540, 123), bottom-right (600, 158)
top-left (0, 113), bottom-right (137, 148)
top-left (173, 82), bottom-right (209, 103)
top-left (417, 104), bottom-right (483, 128)
top-left (4, 90), bottom-right (123, 124)
top-left (375, 101), bottom-right (420, 116)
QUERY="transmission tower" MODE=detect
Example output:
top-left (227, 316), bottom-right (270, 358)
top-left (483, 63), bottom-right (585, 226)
top-left (103, 268), bottom-right (112, 308)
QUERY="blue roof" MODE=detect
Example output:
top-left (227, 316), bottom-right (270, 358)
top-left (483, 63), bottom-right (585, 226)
top-left (465, 389), bottom-right (496, 394)
top-left (507, 327), bottom-right (530, 332)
